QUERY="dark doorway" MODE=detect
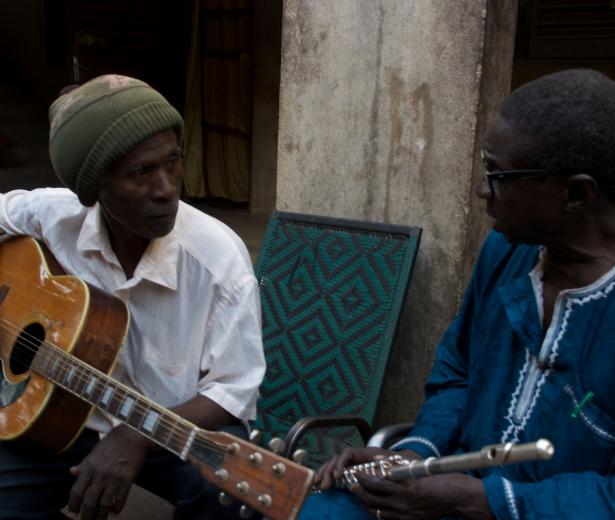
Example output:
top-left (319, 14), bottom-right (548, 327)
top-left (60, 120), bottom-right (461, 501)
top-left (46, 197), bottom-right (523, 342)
top-left (513, 0), bottom-right (615, 88)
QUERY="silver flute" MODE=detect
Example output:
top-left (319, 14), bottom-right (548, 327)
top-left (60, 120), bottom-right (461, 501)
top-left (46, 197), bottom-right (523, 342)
top-left (339, 438), bottom-right (554, 486)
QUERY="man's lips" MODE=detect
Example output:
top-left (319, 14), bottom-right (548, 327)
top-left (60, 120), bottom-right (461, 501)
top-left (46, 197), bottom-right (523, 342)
top-left (147, 207), bottom-right (178, 219)
top-left (485, 204), bottom-right (495, 219)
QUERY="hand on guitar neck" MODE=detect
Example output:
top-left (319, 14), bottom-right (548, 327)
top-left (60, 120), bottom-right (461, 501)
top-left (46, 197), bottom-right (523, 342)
top-left (66, 424), bottom-right (149, 519)
top-left (66, 394), bottom-right (234, 520)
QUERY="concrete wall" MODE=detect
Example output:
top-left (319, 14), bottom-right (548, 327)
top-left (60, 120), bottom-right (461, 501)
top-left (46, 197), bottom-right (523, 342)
top-left (276, 0), bottom-right (518, 425)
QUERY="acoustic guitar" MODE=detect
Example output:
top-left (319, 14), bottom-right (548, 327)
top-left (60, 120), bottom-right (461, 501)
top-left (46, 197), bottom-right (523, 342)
top-left (0, 236), bottom-right (313, 520)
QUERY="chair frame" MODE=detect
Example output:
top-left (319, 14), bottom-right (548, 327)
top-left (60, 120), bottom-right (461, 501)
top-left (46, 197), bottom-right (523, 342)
top-left (255, 210), bottom-right (421, 461)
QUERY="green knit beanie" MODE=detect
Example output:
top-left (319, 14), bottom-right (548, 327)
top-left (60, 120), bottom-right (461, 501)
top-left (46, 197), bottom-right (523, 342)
top-left (49, 74), bottom-right (183, 206)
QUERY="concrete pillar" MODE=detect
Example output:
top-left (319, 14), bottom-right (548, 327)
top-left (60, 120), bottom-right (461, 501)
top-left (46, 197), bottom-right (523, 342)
top-left (276, 1), bottom-right (518, 425)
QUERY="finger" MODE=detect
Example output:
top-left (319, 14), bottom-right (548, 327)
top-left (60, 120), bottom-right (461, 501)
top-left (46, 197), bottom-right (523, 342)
top-left (67, 469), bottom-right (91, 517)
top-left (79, 480), bottom-right (105, 520)
top-left (314, 458), bottom-right (333, 483)
top-left (333, 449), bottom-right (357, 477)
top-left (111, 482), bottom-right (132, 515)
top-left (316, 458), bottom-right (340, 490)
top-left (95, 484), bottom-right (117, 520)
top-left (348, 483), bottom-right (387, 510)
top-left (355, 473), bottom-right (398, 495)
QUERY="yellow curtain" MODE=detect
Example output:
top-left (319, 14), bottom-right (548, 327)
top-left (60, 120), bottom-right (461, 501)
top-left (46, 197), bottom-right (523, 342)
top-left (183, 0), bottom-right (253, 202)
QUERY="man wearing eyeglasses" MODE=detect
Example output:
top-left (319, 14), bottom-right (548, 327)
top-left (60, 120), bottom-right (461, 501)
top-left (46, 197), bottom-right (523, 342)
top-left (300, 69), bottom-right (615, 519)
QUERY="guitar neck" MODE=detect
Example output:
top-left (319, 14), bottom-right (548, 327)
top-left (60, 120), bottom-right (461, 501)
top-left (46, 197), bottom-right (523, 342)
top-left (30, 341), bottom-right (314, 520)
top-left (32, 340), bottom-right (213, 462)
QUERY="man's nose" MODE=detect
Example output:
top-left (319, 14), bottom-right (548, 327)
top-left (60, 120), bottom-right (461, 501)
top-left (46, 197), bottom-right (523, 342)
top-left (476, 174), bottom-right (492, 200)
top-left (150, 168), bottom-right (177, 199)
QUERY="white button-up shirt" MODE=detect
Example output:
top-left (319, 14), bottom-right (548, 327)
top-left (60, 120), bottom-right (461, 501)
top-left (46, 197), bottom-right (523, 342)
top-left (0, 188), bottom-right (265, 432)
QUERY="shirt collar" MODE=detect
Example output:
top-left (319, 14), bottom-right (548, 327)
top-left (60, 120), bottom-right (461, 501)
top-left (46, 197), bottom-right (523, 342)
top-left (76, 203), bottom-right (180, 291)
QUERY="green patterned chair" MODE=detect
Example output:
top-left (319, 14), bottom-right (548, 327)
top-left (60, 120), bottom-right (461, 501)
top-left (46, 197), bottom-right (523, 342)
top-left (252, 211), bottom-right (421, 469)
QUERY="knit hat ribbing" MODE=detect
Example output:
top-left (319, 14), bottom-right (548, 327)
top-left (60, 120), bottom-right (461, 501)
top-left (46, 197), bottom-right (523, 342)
top-left (49, 75), bottom-right (183, 206)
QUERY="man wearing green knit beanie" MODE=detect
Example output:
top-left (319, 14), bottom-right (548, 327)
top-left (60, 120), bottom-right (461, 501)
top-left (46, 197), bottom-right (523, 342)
top-left (0, 75), bottom-right (265, 520)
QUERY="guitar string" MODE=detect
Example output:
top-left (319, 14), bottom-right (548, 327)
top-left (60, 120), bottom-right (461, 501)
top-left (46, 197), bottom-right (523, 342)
top-left (0, 321), bottom-right (223, 457)
top-left (6, 335), bottom-right (220, 457)
top-left (0, 316), bottom-right (226, 457)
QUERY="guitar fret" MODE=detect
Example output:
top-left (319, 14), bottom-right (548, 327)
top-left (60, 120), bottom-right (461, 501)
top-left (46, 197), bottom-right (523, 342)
top-left (71, 367), bottom-right (88, 395)
top-left (121, 398), bottom-right (143, 429)
top-left (118, 395), bottom-right (135, 419)
top-left (49, 356), bottom-right (60, 379)
top-left (89, 377), bottom-right (105, 404)
top-left (106, 386), bottom-right (124, 416)
top-left (65, 366), bottom-right (76, 390)
top-left (31, 347), bottom-right (49, 374)
top-left (84, 376), bottom-right (97, 396)
top-left (181, 429), bottom-right (197, 460)
top-left (140, 408), bottom-right (161, 434)
top-left (157, 415), bottom-right (185, 456)
top-left (31, 345), bottom-right (197, 463)
top-left (99, 385), bottom-right (113, 407)
top-left (141, 406), bottom-right (181, 451)
top-left (65, 366), bottom-right (76, 383)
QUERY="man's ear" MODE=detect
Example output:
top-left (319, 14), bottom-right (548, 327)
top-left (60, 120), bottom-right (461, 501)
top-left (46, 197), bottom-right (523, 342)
top-left (564, 174), bottom-right (598, 212)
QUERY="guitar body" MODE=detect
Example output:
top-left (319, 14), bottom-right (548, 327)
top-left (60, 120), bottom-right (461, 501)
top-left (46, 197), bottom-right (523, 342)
top-left (0, 236), bottom-right (129, 452)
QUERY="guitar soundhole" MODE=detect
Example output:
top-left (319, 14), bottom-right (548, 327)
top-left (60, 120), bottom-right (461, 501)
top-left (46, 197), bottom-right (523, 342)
top-left (10, 323), bottom-right (45, 375)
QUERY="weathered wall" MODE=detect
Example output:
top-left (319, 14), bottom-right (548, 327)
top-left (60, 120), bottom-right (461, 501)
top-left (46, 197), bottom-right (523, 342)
top-left (276, 1), bottom-right (518, 425)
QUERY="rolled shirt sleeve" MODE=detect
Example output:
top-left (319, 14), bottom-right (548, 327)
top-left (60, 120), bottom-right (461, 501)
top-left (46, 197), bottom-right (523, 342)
top-left (198, 274), bottom-right (266, 421)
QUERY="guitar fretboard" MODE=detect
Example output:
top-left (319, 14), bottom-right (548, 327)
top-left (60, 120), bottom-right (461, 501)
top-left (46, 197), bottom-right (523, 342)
top-left (31, 341), bottom-right (220, 462)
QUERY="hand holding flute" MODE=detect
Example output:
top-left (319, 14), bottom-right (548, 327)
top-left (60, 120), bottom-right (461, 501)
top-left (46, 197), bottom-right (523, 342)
top-left (313, 440), bottom-right (553, 520)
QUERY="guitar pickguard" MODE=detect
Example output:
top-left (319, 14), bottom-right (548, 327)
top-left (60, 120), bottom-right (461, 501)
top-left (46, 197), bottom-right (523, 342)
top-left (0, 360), bottom-right (29, 408)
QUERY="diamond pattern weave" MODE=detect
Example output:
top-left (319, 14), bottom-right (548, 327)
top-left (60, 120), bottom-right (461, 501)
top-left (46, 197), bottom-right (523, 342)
top-left (253, 212), bottom-right (421, 468)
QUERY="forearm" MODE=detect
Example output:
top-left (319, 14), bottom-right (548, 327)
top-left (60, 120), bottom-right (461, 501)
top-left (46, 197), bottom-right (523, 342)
top-left (170, 393), bottom-right (238, 431)
top-left (454, 477), bottom-right (494, 520)
top-left (108, 394), bottom-right (237, 452)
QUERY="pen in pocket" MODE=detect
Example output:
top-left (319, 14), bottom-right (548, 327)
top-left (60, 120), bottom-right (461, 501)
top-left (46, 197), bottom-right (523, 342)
top-left (571, 391), bottom-right (595, 418)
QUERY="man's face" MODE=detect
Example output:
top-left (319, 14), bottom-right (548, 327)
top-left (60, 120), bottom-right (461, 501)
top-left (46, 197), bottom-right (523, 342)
top-left (477, 116), bottom-right (566, 244)
top-left (99, 130), bottom-right (183, 241)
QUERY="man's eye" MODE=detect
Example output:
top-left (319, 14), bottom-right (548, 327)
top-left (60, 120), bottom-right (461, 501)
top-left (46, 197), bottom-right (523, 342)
top-left (127, 166), bottom-right (147, 177)
top-left (482, 159), bottom-right (497, 173)
top-left (165, 153), bottom-right (183, 169)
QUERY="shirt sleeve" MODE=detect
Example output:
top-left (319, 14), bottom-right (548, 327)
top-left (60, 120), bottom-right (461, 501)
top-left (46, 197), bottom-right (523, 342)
top-left (390, 233), bottom-right (504, 458)
top-left (390, 284), bottom-right (474, 458)
top-left (0, 190), bottom-right (44, 237)
top-left (483, 471), bottom-right (615, 520)
top-left (197, 273), bottom-right (266, 422)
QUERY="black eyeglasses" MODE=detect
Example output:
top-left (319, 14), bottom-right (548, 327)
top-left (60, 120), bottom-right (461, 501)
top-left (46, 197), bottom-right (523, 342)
top-left (484, 168), bottom-right (551, 197)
